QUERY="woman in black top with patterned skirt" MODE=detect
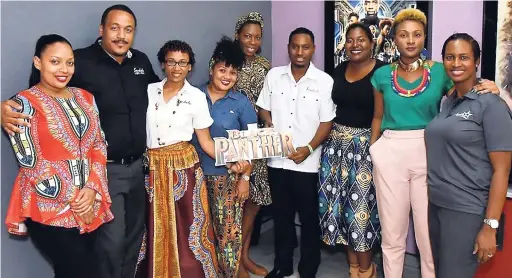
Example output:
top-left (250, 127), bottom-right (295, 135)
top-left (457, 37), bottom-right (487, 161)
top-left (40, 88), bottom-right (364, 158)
top-left (318, 23), bottom-right (384, 278)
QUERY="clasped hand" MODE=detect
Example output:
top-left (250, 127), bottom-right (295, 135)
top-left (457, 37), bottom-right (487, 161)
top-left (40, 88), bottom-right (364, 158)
top-left (70, 188), bottom-right (97, 225)
top-left (288, 146), bottom-right (311, 164)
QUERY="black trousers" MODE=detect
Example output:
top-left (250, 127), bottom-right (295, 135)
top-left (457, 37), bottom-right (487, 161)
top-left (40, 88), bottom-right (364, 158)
top-left (268, 167), bottom-right (321, 278)
top-left (428, 203), bottom-right (484, 278)
top-left (95, 158), bottom-right (146, 278)
top-left (26, 219), bottom-right (97, 278)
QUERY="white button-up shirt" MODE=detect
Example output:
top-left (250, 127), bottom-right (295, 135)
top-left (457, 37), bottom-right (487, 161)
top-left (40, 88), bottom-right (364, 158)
top-left (146, 79), bottom-right (213, 149)
top-left (256, 63), bottom-right (336, 173)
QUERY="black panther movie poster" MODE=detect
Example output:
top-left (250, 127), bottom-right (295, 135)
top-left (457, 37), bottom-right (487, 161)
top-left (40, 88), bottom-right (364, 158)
top-left (332, 0), bottom-right (425, 68)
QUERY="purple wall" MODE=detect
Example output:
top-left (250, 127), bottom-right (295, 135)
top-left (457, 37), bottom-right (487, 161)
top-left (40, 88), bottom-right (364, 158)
top-left (270, 0), bottom-right (485, 255)
top-left (271, 1), bottom-right (325, 69)
top-left (431, 1), bottom-right (483, 75)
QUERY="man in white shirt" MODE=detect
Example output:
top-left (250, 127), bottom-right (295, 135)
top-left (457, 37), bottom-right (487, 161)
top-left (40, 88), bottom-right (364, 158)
top-left (257, 27), bottom-right (336, 278)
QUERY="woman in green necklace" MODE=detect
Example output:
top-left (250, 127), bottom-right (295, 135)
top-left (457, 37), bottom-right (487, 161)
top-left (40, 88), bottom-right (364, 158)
top-left (369, 8), bottom-right (500, 278)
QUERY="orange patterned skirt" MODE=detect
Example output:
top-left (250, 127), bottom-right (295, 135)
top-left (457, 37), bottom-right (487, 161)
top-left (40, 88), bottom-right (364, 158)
top-left (146, 142), bottom-right (219, 278)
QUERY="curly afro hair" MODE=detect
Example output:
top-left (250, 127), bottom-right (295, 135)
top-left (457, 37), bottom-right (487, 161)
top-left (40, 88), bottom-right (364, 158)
top-left (209, 36), bottom-right (245, 70)
top-left (157, 40), bottom-right (196, 68)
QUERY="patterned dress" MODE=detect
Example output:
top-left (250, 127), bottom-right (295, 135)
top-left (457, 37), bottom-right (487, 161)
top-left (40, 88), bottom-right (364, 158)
top-left (5, 86), bottom-right (114, 235)
top-left (318, 61), bottom-right (383, 252)
top-left (234, 55), bottom-right (272, 206)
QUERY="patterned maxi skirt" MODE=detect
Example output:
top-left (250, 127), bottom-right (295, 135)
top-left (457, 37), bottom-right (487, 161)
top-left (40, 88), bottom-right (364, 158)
top-left (205, 174), bottom-right (244, 277)
top-left (318, 123), bottom-right (380, 252)
top-left (146, 142), bottom-right (219, 278)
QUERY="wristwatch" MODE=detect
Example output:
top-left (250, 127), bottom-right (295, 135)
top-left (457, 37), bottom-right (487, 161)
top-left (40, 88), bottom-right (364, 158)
top-left (484, 218), bottom-right (500, 229)
top-left (241, 174), bottom-right (250, 181)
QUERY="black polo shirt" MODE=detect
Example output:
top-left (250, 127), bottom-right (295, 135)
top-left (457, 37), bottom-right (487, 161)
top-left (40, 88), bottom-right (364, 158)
top-left (69, 38), bottom-right (160, 160)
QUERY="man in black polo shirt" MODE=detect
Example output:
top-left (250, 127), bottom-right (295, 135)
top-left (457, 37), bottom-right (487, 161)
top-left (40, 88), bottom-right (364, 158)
top-left (1, 4), bottom-right (159, 278)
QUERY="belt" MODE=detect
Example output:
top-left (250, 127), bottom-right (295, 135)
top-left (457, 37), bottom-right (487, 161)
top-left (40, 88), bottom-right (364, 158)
top-left (107, 155), bottom-right (141, 165)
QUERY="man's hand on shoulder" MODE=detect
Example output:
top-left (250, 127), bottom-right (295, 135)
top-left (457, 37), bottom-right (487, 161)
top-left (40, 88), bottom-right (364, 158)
top-left (1, 99), bottom-right (31, 136)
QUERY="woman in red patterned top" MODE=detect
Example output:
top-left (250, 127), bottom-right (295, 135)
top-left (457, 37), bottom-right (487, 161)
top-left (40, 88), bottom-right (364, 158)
top-left (5, 34), bottom-right (113, 278)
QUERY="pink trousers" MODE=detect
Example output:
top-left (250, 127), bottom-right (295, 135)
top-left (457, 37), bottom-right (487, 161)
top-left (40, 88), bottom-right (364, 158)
top-left (369, 129), bottom-right (435, 278)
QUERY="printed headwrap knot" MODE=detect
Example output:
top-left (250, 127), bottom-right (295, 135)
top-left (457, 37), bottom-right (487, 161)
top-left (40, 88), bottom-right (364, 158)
top-left (235, 11), bottom-right (264, 34)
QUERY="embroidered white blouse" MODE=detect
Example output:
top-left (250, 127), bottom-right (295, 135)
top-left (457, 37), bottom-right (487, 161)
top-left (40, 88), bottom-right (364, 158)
top-left (146, 78), bottom-right (213, 149)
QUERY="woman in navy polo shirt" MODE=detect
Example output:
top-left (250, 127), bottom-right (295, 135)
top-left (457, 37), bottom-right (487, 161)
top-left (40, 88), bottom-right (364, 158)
top-left (192, 36), bottom-right (255, 278)
top-left (425, 33), bottom-right (512, 278)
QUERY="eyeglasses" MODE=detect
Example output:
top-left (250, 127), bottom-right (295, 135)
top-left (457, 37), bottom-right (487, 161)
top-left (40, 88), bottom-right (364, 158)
top-left (165, 60), bottom-right (189, 67)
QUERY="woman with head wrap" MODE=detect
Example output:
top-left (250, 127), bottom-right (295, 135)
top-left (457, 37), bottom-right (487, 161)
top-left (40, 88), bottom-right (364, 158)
top-left (233, 11), bottom-right (272, 277)
top-left (191, 36), bottom-right (256, 277)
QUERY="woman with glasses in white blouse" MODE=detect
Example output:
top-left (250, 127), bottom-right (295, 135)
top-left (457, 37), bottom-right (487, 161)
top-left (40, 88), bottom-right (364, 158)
top-left (144, 40), bottom-right (247, 278)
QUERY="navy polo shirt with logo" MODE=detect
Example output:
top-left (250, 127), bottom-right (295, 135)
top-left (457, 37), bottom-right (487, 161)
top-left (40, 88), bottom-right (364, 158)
top-left (425, 90), bottom-right (512, 215)
top-left (68, 38), bottom-right (160, 160)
